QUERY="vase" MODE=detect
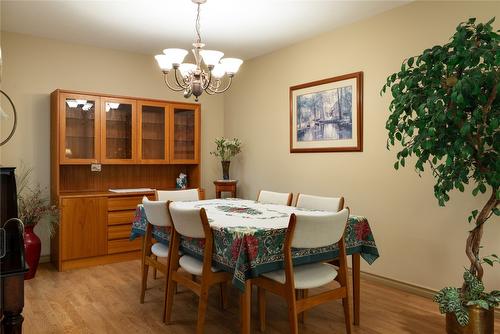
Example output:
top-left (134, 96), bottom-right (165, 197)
top-left (24, 225), bottom-right (41, 280)
top-left (221, 161), bottom-right (230, 180)
top-left (446, 305), bottom-right (494, 334)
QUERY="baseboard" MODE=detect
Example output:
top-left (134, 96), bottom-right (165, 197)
top-left (40, 255), bottom-right (51, 264)
top-left (360, 271), bottom-right (500, 316)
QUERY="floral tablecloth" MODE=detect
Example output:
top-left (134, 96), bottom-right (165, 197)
top-left (130, 198), bottom-right (379, 291)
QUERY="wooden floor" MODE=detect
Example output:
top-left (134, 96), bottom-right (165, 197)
top-left (23, 261), bottom-right (498, 333)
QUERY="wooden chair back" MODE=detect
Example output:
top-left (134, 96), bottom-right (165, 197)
top-left (290, 208), bottom-right (349, 249)
top-left (295, 193), bottom-right (344, 212)
top-left (168, 202), bottom-right (210, 239)
top-left (257, 190), bottom-right (293, 206)
top-left (142, 197), bottom-right (170, 227)
top-left (156, 188), bottom-right (200, 201)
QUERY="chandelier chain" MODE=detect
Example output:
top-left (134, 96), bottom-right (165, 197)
top-left (195, 3), bottom-right (202, 44)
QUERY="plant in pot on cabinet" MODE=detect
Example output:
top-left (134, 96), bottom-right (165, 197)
top-left (382, 18), bottom-right (499, 333)
top-left (17, 167), bottom-right (59, 280)
top-left (210, 137), bottom-right (242, 180)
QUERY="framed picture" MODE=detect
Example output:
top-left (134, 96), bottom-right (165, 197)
top-left (290, 71), bottom-right (363, 153)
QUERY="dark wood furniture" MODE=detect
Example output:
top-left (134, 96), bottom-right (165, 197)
top-left (50, 89), bottom-right (202, 271)
top-left (1, 167), bottom-right (29, 334)
top-left (213, 180), bottom-right (237, 198)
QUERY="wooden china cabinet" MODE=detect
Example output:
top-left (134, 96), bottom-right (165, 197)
top-left (50, 89), bottom-right (202, 271)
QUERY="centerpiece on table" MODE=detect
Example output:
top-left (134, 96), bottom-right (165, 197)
top-left (17, 166), bottom-right (59, 280)
top-left (210, 137), bottom-right (242, 180)
top-left (382, 17), bottom-right (499, 333)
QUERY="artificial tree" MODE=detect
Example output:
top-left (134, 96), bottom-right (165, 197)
top-left (382, 18), bottom-right (499, 325)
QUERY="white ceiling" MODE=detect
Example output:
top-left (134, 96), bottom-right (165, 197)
top-left (1, 0), bottom-right (410, 60)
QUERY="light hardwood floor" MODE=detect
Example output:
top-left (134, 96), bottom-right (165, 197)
top-left (24, 261), bottom-right (499, 333)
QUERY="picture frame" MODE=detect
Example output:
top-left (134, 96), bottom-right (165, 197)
top-left (289, 71), bottom-right (363, 153)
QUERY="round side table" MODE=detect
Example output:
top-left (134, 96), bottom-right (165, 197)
top-left (213, 180), bottom-right (238, 199)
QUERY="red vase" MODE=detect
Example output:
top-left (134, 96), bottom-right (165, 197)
top-left (24, 225), bottom-right (41, 280)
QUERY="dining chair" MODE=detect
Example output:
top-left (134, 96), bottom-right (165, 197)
top-left (294, 193), bottom-right (345, 322)
top-left (140, 197), bottom-right (172, 320)
top-left (257, 190), bottom-right (293, 206)
top-left (165, 201), bottom-right (232, 333)
top-left (149, 188), bottom-right (200, 280)
top-left (156, 188), bottom-right (200, 201)
top-left (295, 193), bottom-right (344, 212)
top-left (253, 209), bottom-right (352, 334)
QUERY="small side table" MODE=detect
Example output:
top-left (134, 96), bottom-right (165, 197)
top-left (213, 180), bottom-right (238, 199)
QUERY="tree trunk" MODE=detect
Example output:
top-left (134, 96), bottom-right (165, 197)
top-left (463, 187), bottom-right (499, 290)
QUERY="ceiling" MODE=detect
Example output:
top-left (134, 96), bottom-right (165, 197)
top-left (1, 0), bottom-right (410, 60)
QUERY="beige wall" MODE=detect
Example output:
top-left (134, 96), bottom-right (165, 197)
top-left (224, 1), bottom-right (500, 291)
top-left (1, 1), bottom-right (498, 293)
top-left (0, 32), bottom-right (225, 256)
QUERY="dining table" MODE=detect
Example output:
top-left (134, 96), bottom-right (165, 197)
top-left (130, 198), bottom-right (379, 333)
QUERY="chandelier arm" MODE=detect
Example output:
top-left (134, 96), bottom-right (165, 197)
top-left (207, 76), bottom-right (233, 94)
top-left (174, 69), bottom-right (190, 88)
top-left (205, 80), bottom-right (221, 94)
top-left (164, 73), bottom-right (185, 92)
top-left (202, 70), bottom-right (213, 90)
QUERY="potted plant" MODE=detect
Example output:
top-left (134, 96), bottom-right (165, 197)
top-left (17, 166), bottom-right (58, 280)
top-left (382, 18), bottom-right (499, 333)
top-left (210, 137), bottom-right (242, 180)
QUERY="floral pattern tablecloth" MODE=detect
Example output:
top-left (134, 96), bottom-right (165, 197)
top-left (130, 198), bottom-right (379, 291)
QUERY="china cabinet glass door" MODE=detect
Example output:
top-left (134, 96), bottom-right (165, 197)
top-left (138, 101), bottom-right (169, 163)
top-left (60, 93), bottom-right (100, 164)
top-left (101, 98), bottom-right (136, 163)
top-left (169, 104), bottom-right (200, 164)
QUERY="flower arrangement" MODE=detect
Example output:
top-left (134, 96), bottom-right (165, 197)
top-left (210, 137), bottom-right (242, 162)
top-left (17, 166), bottom-right (59, 236)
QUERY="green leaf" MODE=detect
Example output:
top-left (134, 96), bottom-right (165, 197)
top-left (394, 161), bottom-right (399, 170)
top-left (483, 258), bottom-right (494, 266)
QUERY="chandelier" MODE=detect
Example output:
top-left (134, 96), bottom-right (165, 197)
top-left (155, 0), bottom-right (243, 102)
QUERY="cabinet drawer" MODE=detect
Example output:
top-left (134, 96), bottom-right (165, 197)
top-left (108, 196), bottom-right (144, 211)
top-left (108, 224), bottom-right (132, 240)
top-left (108, 210), bottom-right (135, 226)
top-left (108, 238), bottom-right (142, 254)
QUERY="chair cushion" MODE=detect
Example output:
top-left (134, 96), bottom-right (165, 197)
top-left (179, 255), bottom-right (220, 276)
top-left (262, 263), bottom-right (338, 289)
top-left (151, 243), bottom-right (169, 258)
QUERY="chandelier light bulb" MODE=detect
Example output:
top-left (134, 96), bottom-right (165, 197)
top-left (220, 58), bottom-right (243, 75)
top-left (211, 64), bottom-right (226, 79)
top-left (179, 63), bottom-right (197, 77)
top-left (199, 50), bottom-right (224, 68)
top-left (162, 48), bottom-right (189, 66)
top-left (155, 55), bottom-right (173, 72)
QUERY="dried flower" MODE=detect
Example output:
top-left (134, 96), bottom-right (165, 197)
top-left (16, 165), bottom-right (59, 236)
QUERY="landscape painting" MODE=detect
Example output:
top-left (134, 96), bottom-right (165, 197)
top-left (296, 86), bottom-right (353, 142)
top-left (290, 72), bottom-right (363, 152)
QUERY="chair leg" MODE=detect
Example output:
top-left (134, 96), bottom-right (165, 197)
top-left (140, 262), bottom-right (149, 304)
top-left (298, 289), bottom-right (308, 324)
top-left (165, 279), bottom-right (177, 324)
top-left (258, 287), bottom-right (266, 332)
top-left (162, 268), bottom-right (169, 322)
top-left (342, 295), bottom-right (353, 334)
top-left (152, 255), bottom-right (158, 279)
top-left (287, 290), bottom-right (299, 334)
top-left (220, 281), bottom-right (229, 310)
top-left (196, 285), bottom-right (210, 334)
